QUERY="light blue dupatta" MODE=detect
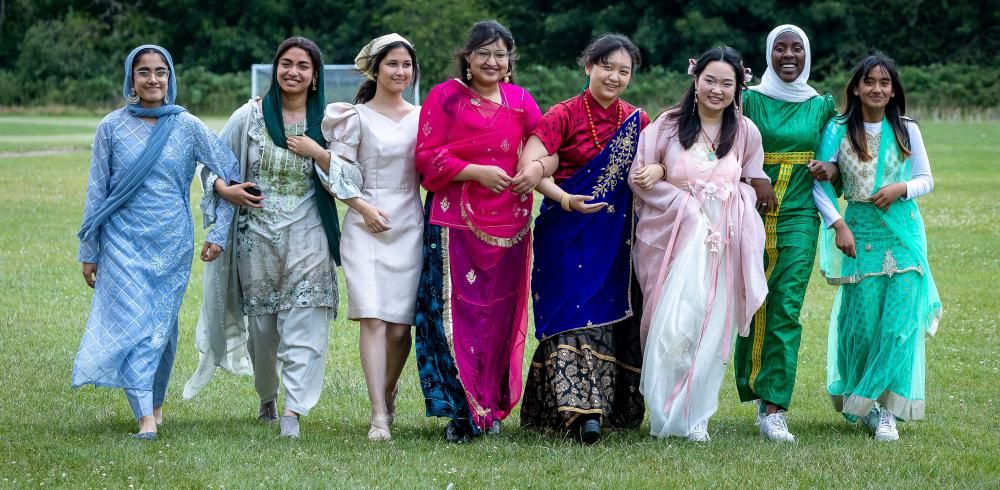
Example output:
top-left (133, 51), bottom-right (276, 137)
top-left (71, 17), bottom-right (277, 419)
top-left (78, 44), bottom-right (188, 241)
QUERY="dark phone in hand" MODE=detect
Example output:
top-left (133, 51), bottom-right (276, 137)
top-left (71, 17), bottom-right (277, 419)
top-left (229, 179), bottom-right (262, 197)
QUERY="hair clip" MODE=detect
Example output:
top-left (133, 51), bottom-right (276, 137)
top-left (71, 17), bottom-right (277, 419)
top-left (687, 58), bottom-right (697, 76)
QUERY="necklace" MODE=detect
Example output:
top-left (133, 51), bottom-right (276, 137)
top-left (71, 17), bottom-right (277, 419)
top-left (699, 124), bottom-right (721, 160)
top-left (584, 94), bottom-right (623, 151)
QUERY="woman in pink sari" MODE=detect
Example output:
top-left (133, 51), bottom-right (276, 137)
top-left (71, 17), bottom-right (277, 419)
top-left (630, 47), bottom-right (768, 442)
top-left (414, 20), bottom-right (541, 443)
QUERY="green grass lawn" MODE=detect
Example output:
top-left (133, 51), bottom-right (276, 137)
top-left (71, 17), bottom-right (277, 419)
top-left (0, 117), bottom-right (998, 487)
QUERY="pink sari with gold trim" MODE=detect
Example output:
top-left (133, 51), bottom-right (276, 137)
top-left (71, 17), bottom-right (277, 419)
top-left (414, 79), bottom-right (541, 432)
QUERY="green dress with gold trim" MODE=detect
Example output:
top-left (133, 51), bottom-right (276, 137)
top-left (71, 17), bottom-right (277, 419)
top-left (733, 89), bottom-right (835, 409)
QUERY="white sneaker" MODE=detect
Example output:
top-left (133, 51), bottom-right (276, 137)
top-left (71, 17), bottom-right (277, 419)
top-left (873, 408), bottom-right (899, 441)
top-left (759, 411), bottom-right (796, 442)
top-left (687, 420), bottom-right (710, 442)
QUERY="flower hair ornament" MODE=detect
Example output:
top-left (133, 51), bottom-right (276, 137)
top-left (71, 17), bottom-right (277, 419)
top-left (687, 58), bottom-right (697, 76)
top-left (743, 67), bottom-right (753, 84)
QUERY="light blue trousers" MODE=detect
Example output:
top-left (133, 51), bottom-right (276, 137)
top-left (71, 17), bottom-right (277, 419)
top-left (124, 324), bottom-right (178, 421)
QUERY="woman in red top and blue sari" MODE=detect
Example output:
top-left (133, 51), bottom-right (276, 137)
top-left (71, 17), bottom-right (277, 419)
top-left (414, 20), bottom-right (542, 443)
top-left (511, 34), bottom-right (650, 443)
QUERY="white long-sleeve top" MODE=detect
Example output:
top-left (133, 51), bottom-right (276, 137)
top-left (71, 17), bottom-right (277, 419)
top-left (814, 120), bottom-right (932, 227)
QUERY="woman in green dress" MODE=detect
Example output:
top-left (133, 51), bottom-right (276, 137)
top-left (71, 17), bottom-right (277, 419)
top-left (732, 24), bottom-right (836, 442)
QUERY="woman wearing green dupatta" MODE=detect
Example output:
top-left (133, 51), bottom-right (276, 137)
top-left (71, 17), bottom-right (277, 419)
top-left (732, 25), bottom-right (836, 442)
top-left (814, 53), bottom-right (941, 442)
top-left (184, 37), bottom-right (351, 439)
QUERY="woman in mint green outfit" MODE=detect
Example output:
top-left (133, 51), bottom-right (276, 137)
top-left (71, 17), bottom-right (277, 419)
top-left (814, 52), bottom-right (941, 442)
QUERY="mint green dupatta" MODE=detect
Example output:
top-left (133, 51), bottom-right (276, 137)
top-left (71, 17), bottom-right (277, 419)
top-left (815, 119), bottom-right (942, 337)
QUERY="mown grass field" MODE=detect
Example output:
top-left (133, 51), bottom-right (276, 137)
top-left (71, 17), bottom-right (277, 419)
top-left (0, 115), bottom-right (997, 488)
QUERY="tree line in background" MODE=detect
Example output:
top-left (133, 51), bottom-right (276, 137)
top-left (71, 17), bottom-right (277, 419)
top-left (0, 0), bottom-right (996, 116)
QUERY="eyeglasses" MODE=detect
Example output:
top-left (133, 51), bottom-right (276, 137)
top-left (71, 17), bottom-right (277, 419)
top-left (473, 49), bottom-right (509, 61)
top-left (135, 68), bottom-right (170, 81)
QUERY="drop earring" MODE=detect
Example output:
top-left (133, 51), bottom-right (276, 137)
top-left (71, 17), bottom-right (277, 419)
top-left (126, 87), bottom-right (140, 105)
top-left (692, 93), bottom-right (699, 115)
top-left (504, 71), bottom-right (511, 84)
top-left (466, 68), bottom-right (472, 81)
top-left (312, 78), bottom-right (317, 91)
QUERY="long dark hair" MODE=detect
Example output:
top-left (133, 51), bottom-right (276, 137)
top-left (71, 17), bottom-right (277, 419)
top-left (578, 33), bottom-right (642, 69)
top-left (455, 20), bottom-right (517, 83)
top-left (665, 47), bottom-right (748, 159)
top-left (354, 41), bottom-right (419, 104)
top-left (270, 36), bottom-right (323, 94)
top-left (837, 52), bottom-right (911, 161)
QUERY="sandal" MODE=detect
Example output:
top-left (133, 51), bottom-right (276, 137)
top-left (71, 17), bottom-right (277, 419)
top-left (368, 416), bottom-right (391, 442)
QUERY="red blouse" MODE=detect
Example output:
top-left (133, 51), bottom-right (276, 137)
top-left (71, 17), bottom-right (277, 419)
top-left (532, 89), bottom-right (650, 183)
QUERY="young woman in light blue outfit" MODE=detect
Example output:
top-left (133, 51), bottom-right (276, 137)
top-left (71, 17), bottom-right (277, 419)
top-left (73, 44), bottom-right (238, 440)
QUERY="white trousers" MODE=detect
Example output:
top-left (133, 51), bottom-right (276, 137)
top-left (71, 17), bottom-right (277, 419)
top-left (247, 307), bottom-right (330, 416)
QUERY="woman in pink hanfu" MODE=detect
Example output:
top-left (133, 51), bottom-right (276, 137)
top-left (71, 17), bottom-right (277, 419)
top-left (630, 47), bottom-right (768, 442)
top-left (413, 20), bottom-right (542, 443)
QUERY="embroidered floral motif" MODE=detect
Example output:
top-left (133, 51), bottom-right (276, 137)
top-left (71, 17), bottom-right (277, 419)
top-left (591, 119), bottom-right (638, 199)
top-left (440, 196), bottom-right (450, 212)
top-left (606, 204), bottom-right (616, 214)
top-left (470, 98), bottom-right (482, 107)
top-left (422, 121), bottom-right (432, 136)
top-left (500, 138), bottom-right (510, 152)
top-left (466, 269), bottom-right (477, 284)
top-left (882, 249), bottom-right (898, 277)
top-left (865, 243), bottom-right (873, 252)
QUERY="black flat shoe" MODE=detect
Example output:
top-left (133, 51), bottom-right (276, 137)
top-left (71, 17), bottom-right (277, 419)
top-left (579, 419), bottom-right (601, 444)
top-left (444, 420), bottom-right (470, 444)
top-left (257, 400), bottom-right (278, 422)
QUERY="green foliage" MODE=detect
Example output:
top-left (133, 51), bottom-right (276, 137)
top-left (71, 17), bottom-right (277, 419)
top-left (176, 66), bottom-right (248, 116)
top-left (378, 0), bottom-right (497, 86)
top-left (0, 1), bottom-right (996, 114)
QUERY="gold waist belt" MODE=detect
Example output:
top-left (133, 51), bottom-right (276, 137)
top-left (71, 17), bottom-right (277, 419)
top-left (763, 151), bottom-right (814, 165)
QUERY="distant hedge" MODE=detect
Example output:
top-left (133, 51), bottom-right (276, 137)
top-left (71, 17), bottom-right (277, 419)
top-left (521, 63), bottom-right (999, 120)
top-left (1, 63), bottom-right (995, 119)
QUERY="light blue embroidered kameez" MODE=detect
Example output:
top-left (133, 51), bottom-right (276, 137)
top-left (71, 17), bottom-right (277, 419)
top-left (73, 107), bottom-right (238, 420)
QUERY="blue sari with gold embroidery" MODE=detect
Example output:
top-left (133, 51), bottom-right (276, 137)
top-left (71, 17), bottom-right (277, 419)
top-left (531, 110), bottom-right (642, 339)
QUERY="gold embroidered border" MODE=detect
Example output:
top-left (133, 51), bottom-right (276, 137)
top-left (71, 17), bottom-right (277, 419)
top-left (749, 161), bottom-right (794, 390)
top-left (591, 118), bottom-right (639, 199)
top-left (763, 151), bottom-right (815, 165)
top-left (441, 228), bottom-right (490, 420)
top-left (825, 266), bottom-right (924, 285)
top-left (458, 194), bottom-right (531, 248)
top-left (531, 342), bottom-right (642, 374)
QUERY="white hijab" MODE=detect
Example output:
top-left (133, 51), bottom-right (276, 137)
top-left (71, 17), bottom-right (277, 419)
top-left (749, 24), bottom-right (819, 103)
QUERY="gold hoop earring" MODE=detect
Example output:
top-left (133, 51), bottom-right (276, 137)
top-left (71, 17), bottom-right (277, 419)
top-left (126, 87), bottom-right (140, 105)
top-left (466, 68), bottom-right (472, 81)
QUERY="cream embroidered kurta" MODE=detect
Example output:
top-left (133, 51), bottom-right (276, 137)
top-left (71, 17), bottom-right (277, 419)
top-left (236, 111), bottom-right (339, 316)
top-left (323, 102), bottom-right (423, 324)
